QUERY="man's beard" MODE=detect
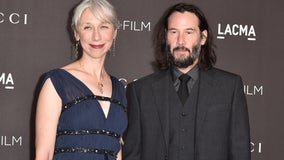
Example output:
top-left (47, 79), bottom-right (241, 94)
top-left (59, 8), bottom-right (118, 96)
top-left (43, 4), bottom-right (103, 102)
top-left (168, 43), bottom-right (201, 68)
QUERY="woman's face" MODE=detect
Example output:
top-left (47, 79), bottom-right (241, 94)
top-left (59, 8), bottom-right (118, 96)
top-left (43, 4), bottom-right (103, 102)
top-left (75, 8), bottom-right (117, 59)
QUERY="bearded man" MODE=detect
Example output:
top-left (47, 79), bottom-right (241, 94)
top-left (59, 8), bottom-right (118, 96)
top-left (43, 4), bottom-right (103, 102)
top-left (123, 3), bottom-right (251, 160)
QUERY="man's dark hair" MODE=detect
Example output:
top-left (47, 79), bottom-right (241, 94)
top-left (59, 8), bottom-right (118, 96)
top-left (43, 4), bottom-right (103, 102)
top-left (152, 3), bottom-right (216, 70)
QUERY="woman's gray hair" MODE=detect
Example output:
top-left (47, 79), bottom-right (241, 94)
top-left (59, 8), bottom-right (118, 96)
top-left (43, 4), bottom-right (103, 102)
top-left (71, 0), bottom-right (119, 32)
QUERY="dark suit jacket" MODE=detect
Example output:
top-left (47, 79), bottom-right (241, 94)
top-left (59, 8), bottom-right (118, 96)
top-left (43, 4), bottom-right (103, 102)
top-left (123, 68), bottom-right (251, 160)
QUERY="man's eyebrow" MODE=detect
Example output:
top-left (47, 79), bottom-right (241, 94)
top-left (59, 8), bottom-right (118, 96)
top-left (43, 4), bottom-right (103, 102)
top-left (167, 27), bottom-right (196, 31)
top-left (185, 28), bottom-right (196, 31)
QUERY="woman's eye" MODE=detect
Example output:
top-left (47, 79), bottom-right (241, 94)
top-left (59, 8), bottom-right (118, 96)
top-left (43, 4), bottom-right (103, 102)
top-left (101, 25), bottom-right (109, 29)
top-left (83, 26), bottom-right (91, 30)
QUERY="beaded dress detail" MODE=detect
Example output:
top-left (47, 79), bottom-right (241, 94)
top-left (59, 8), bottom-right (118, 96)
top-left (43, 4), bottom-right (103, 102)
top-left (43, 69), bottom-right (127, 160)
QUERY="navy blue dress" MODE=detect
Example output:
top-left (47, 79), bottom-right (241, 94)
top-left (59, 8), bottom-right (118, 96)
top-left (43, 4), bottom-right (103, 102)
top-left (42, 69), bottom-right (127, 160)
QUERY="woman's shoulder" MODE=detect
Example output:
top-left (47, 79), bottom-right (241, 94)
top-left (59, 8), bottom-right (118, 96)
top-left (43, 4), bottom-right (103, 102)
top-left (60, 61), bottom-right (81, 74)
top-left (43, 68), bottom-right (61, 79)
top-left (110, 75), bottom-right (125, 89)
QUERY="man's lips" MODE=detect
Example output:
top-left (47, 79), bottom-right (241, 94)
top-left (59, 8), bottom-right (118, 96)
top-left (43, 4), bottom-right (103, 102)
top-left (90, 44), bottom-right (104, 49)
top-left (173, 46), bottom-right (190, 54)
top-left (174, 49), bottom-right (189, 54)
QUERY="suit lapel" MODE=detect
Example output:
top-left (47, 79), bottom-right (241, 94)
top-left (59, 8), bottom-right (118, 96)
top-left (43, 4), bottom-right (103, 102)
top-left (195, 69), bottom-right (218, 133)
top-left (151, 70), bottom-right (172, 150)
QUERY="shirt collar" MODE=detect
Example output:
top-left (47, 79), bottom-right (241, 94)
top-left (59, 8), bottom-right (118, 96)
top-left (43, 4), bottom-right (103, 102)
top-left (171, 65), bottom-right (199, 83)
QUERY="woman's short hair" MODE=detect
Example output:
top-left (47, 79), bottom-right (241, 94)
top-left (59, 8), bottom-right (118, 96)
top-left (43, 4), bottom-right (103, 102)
top-left (71, 0), bottom-right (119, 32)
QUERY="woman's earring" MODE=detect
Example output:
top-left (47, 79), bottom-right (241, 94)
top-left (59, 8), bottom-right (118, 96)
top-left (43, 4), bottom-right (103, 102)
top-left (73, 40), bottom-right (80, 59)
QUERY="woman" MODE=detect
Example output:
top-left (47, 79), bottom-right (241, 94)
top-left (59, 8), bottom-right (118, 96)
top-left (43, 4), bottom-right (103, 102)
top-left (35, 0), bottom-right (127, 160)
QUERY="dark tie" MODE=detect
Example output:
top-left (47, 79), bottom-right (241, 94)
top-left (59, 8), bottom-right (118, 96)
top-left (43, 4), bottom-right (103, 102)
top-left (177, 74), bottom-right (191, 105)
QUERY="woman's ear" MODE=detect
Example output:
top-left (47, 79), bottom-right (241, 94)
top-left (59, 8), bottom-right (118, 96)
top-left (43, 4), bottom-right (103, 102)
top-left (74, 31), bottom-right (80, 41)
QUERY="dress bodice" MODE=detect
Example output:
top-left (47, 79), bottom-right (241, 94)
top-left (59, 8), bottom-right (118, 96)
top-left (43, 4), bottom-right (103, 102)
top-left (43, 69), bottom-right (128, 160)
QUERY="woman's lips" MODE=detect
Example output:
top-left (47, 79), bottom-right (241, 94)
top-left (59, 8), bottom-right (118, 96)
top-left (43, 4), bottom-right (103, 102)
top-left (90, 44), bottom-right (104, 49)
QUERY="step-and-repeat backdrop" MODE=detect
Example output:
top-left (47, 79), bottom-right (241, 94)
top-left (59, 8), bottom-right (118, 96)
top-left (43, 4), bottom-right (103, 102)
top-left (1, 0), bottom-right (283, 159)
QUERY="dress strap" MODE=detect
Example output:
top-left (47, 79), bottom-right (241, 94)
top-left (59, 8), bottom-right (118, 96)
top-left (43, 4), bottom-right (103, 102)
top-left (54, 147), bottom-right (118, 158)
top-left (62, 94), bottom-right (127, 113)
top-left (57, 129), bottom-right (121, 139)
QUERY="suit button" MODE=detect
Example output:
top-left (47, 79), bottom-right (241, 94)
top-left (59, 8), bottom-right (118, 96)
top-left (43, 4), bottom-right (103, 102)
top-left (181, 112), bottom-right (187, 116)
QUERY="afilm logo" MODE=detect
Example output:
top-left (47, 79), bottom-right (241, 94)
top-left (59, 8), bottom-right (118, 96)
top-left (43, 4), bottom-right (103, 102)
top-left (119, 20), bottom-right (151, 32)
top-left (217, 23), bottom-right (256, 41)
top-left (0, 73), bottom-right (15, 90)
top-left (0, 136), bottom-right (22, 146)
top-left (244, 85), bottom-right (263, 96)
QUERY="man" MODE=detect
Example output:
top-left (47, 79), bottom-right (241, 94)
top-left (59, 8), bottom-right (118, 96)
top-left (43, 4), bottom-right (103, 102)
top-left (123, 3), bottom-right (251, 160)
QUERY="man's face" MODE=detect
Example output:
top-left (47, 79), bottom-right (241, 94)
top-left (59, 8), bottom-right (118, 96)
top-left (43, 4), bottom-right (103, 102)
top-left (166, 11), bottom-right (207, 68)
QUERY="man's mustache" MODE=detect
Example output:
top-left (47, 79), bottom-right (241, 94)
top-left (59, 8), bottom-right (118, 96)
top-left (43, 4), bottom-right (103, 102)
top-left (173, 46), bottom-right (191, 53)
